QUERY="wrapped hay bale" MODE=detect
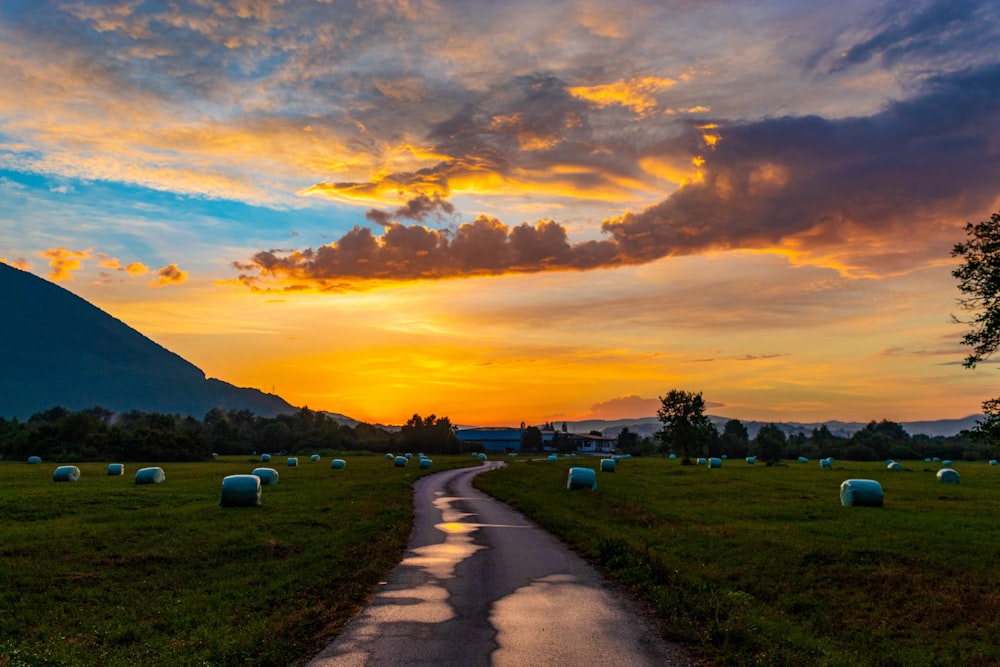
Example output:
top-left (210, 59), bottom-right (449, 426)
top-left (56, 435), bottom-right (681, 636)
top-left (991, 460), bottom-right (998, 466)
top-left (566, 467), bottom-right (597, 491)
top-left (937, 468), bottom-right (960, 484)
top-left (394, 456), bottom-right (408, 467)
top-left (287, 457), bottom-right (298, 467)
top-left (820, 458), bottom-right (833, 469)
top-left (135, 467), bottom-right (165, 485)
top-left (385, 453), bottom-right (394, 460)
top-left (27, 455), bottom-right (42, 464)
top-left (310, 454), bottom-right (320, 462)
top-left (942, 460), bottom-right (952, 466)
top-left (219, 474), bottom-right (261, 508)
top-left (478, 453), bottom-right (487, 461)
top-left (547, 454), bottom-right (558, 462)
top-left (405, 453), bottom-right (413, 459)
top-left (798, 456), bottom-right (809, 463)
top-left (53, 465), bottom-right (80, 482)
top-left (600, 458), bottom-right (616, 472)
top-left (707, 457), bottom-right (722, 468)
top-left (330, 458), bottom-right (346, 470)
top-left (508, 452), bottom-right (518, 457)
top-left (252, 467), bottom-right (279, 485)
top-left (107, 463), bottom-right (125, 476)
top-left (840, 479), bottom-right (883, 507)
top-left (696, 457), bottom-right (706, 465)
top-left (419, 458), bottom-right (433, 470)
top-left (260, 453), bottom-right (271, 462)
top-left (746, 456), bottom-right (757, 464)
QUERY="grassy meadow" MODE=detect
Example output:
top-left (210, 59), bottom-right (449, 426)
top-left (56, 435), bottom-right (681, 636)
top-left (474, 456), bottom-right (1000, 666)
top-left (0, 454), bottom-right (475, 667)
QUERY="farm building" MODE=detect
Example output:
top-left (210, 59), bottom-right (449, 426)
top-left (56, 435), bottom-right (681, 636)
top-left (456, 426), bottom-right (617, 454)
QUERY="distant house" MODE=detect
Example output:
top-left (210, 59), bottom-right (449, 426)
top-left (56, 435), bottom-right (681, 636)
top-left (456, 426), bottom-right (617, 454)
top-left (456, 427), bottom-right (524, 452)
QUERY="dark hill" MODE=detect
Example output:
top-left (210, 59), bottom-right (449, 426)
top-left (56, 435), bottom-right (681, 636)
top-left (0, 263), bottom-right (297, 420)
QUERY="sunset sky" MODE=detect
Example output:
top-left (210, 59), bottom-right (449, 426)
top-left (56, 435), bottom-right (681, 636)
top-left (2, 0), bottom-right (1000, 427)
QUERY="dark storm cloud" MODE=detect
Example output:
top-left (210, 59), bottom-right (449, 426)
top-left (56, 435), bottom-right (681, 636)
top-left (240, 63), bottom-right (1000, 287)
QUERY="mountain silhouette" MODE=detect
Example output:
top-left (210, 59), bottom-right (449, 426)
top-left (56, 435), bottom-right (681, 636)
top-left (0, 263), bottom-right (297, 420)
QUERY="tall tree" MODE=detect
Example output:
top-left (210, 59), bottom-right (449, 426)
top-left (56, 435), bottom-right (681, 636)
top-left (656, 389), bottom-right (714, 463)
top-left (720, 419), bottom-right (750, 458)
top-left (952, 211), bottom-right (1000, 442)
top-left (754, 423), bottom-right (786, 465)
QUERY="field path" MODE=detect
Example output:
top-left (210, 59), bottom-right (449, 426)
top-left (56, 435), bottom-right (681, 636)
top-left (307, 461), bottom-right (694, 666)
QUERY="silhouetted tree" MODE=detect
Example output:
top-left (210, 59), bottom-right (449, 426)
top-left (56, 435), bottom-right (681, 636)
top-left (656, 389), bottom-right (714, 463)
top-left (521, 426), bottom-right (543, 451)
top-left (754, 423), bottom-right (786, 465)
top-left (720, 419), bottom-right (750, 458)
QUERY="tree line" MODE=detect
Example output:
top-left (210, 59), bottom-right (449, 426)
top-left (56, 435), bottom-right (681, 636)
top-left (0, 406), bottom-right (462, 462)
top-left (629, 388), bottom-right (993, 464)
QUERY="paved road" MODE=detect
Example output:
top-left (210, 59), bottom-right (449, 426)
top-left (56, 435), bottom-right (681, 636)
top-left (308, 461), bottom-right (693, 666)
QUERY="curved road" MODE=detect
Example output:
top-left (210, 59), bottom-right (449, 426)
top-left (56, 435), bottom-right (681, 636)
top-left (308, 461), bottom-right (693, 666)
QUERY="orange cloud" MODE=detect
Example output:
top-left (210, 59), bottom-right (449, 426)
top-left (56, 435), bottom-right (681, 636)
top-left (97, 254), bottom-right (149, 275)
top-left (568, 76), bottom-right (677, 116)
top-left (1, 257), bottom-right (31, 270)
top-left (149, 264), bottom-right (188, 287)
top-left (585, 395), bottom-right (661, 420)
top-left (40, 247), bottom-right (92, 281)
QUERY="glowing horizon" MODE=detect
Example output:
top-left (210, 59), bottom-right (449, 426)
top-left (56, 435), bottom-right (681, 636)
top-left (2, 1), bottom-right (999, 427)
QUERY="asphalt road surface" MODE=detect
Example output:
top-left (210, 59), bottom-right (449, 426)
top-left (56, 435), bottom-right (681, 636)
top-left (308, 461), bottom-right (694, 666)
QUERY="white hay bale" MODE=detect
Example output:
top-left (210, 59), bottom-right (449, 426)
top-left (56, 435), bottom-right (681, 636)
top-left (547, 454), bottom-right (558, 462)
top-left (566, 467), bottom-right (597, 491)
top-left (933, 457), bottom-right (940, 462)
top-left (840, 479), bottom-right (883, 507)
top-left (600, 458), bottom-right (616, 472)
top-left (107, 463), bottom-right (125, 476)
top-left (887, 461), bottom-right (902, 471)
top-left (260, 453), bottom-right (271, 462)
top-left (668, 453), bottom-right (677, 460)
top-left (478, 453), bottom-right (487, 461)
top-left (287, 457), bottom-right (298, 467)
top-left (924, 458), bottom-right (932, 463)
top-left (27, 455), bottom-right (42, 464)
top-left (707, 457), bottom-right (722, 468)
top-left (405, 453), bottom-right (413, 459)
top-left (991, 460), bottom-right (998, 466)
top-left (418, 458), bottom-right (433, 470)
top-left (798, 456), bottom-right (809, 463)
top-left (696, 457), bottom-right (706, 465)
top-left (746, 456), bottom-right (757, 464)
top-left (721, 455), bottom-right (728, 460)
top-left (252, 467), bottom-right (279, 485)
top-left (134, 467), bottom-right (165, 485)
top-left (820, 458), bottom-right (833, 469)
top-left (937, 468), bottom-right (960, 484)
top-left (508, 452), bottom-right (518, 457)
top-left (394, 455), bottom-right (408, 467)
top-left (331, 458), bottom-right (346, 470)
top-left (385, 453), bottom-right (394, 460)
top-left (52, 465), bottom-right (80, 482)
top-left (310, 454), bottom-right (320, 462)
top-left (942, 460), bottom-right (952, 466)
top-left (219, 474), bottom-right (261, 507)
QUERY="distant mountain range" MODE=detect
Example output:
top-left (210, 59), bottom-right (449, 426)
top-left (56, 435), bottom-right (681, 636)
top-left (0, 263), bottom-right (297, 420)
top-left (553, 414), bottom-right (984, 440)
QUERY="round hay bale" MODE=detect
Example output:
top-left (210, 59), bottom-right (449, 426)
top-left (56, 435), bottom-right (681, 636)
top-left (668, 453), bottom-right (677, 460)
top-left (746, 456), bottom-right (757, 464)
top-left (478, 453), bottom-right (487, 461)
top-left (287, 457), bottom-right (298, 467)
top-left (27, 455), bottom-right (42, 464)
top-left (52, 465), bottom-right (80, 482)
top-left (924, 457), bottom-right (932, 463)
top-left (260, 453), bottom-right (271, 462)
top-left (219, 474), bottom-right (261, 508)
top-left (310, 454), bottom-right (320, 462)
top-left (508, 452), bottom-right (518, 457)
top-left (385, 453), bottom-right (394, 460)
top-left (942, 460), bottom-right (952, 466)
top-left (991, 460), bottom-right (998, 466)
top-left (252, 467), bottom-right (279, 485)
top-left (840, 479), bottom-right (883, 507)
top-left (696, 457), bottom-right (706, 465)
top-left (798, 456), bottom-right (809, 463)
top-left (135, 467), bottom-right (165, 485)
top-left (566, 467), bottom-right (597, 491)
top-left (600, 458), bottom-right (616, 472)
top-left (933, 457), bottom-right (940, 462)
top-left (820, 458), bottom-right (833, 469)
top-left (107, 463), bottom-right (125, 476)
top-left (418, 458), bottom-right (433, 469)
top-left (937, 468), bottom-right (960, 484)
top-left (721, 455), bottom-right (728, 460)
top-left (707, 457), bottom-right (722, 468)
top-left (547, 454), bottom-right (558, 462)
top-left (405, 453), bottom-right (413, 459)
top-left (887, 461), bottom-right (902, 471)
top-left (330, 458), bottom-right (346, 470)
top-left (394, 455), bottom-right (408, 467)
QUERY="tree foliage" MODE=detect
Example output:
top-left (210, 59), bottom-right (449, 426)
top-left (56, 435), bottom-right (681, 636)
top-left (656, 389), bottom-right (714, 463)
top-left (952, 212), bottom-right (1000, 368)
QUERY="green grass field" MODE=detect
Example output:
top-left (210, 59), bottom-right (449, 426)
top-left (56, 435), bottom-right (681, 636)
top-left (0, 454), bottom-right (475, 667)
top-left (474, 456), bottom-right (1000, 667)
